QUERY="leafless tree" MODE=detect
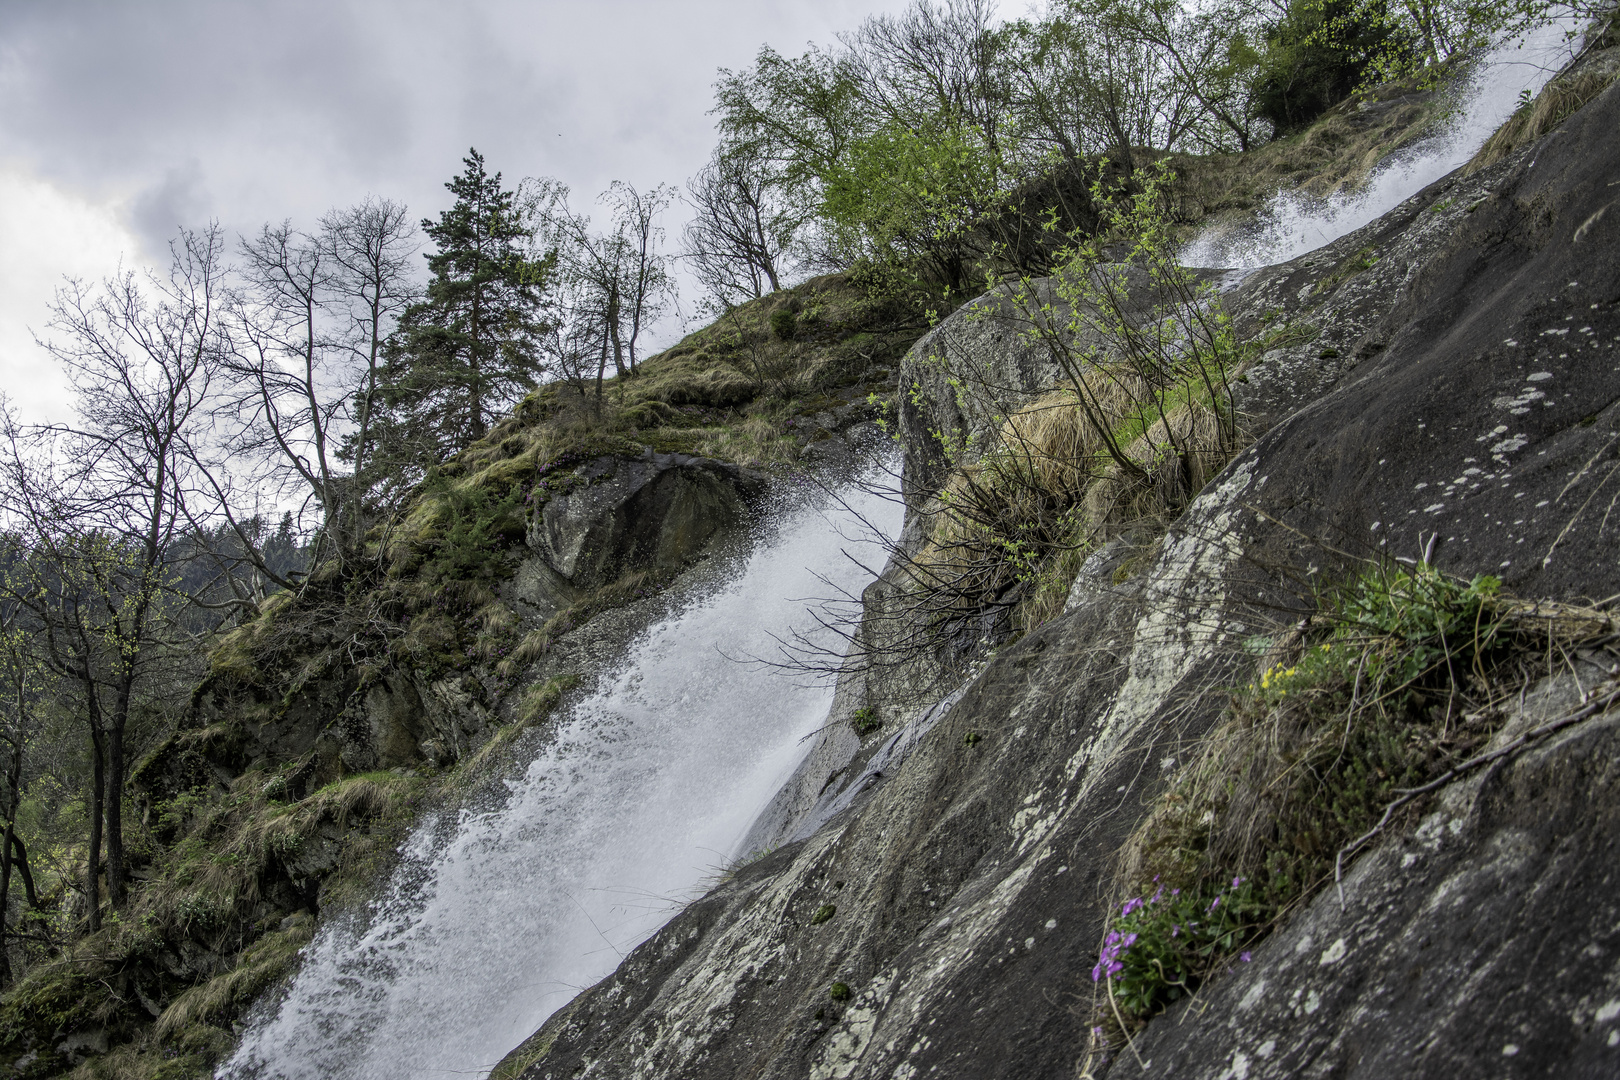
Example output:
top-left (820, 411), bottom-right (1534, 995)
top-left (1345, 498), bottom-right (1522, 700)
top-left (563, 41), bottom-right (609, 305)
top-left (681, 147), bottom-right (796, 306)
top-left (841, 0), bottom-right (1009, 152)
top-left (220, 201), bottom-right (417, 580)
top-left (531, 179), bottom-right (675, 402)
top-left (0, 225), bottom-right (225, 924)
top-left (322, 198), bottom-right (418, 541)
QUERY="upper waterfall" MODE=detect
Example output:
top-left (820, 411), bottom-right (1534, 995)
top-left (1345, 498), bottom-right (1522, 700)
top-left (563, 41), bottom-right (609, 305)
top-left (1183, 19), bottom-right (1581, 269)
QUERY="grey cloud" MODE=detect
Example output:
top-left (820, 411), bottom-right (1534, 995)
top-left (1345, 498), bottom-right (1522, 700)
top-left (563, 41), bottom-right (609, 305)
top-left (0, 0), bottom-right (917, 334)
top-left (129, 160), bottom-right (209, 253)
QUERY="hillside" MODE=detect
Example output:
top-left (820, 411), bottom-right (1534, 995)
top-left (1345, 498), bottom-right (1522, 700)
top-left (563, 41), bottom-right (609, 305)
top-left (489, 21), bottom-right (1620, 1080)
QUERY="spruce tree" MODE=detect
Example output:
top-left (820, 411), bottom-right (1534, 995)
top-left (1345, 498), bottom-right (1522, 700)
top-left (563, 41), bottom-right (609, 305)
top-left (379, 149), bottom-right (552, 471)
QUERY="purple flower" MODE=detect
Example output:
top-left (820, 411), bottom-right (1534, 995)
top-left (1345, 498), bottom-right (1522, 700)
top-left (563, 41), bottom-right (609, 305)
top-left (1240, 952), bottom-right (1252, 963)
top-left (1232, 876), bottom-right (1244, 888)
top-left (1121, 897), bottom-right (1144, 917)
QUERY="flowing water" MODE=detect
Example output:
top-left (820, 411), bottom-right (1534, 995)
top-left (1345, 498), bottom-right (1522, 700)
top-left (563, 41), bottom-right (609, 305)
top-left (222, 470), bottom-right (903, 1080)
top-left (1183, 20), bottom-right (1583, 269)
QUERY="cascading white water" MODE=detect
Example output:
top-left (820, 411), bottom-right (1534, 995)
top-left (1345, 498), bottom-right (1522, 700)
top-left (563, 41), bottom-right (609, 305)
top-left (221, 470), bottom-right (903, 1080)
top-left (1183, 19), bottom-right (1582, 269)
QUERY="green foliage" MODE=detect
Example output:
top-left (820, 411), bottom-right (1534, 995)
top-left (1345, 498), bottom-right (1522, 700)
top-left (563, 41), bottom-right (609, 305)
top-left (810, 903), bottom-right (837, 925)
top-left (375, 148), bottom-right (555, 475)
top-left (417, 478), bottom-right (526, 587)
top-left (770, 307), bottom-right (798, 340)
top-left (821, 120), bottom-right (1003, 300)
top-left (1252, 0), bottom-right (1408, 132)
top-left (1094, 876), bottom-right (1264, 1016)
top-left (828, 981), bottom-right (853, 1001)
top-left (1093, 561), bottom-right (1541, 1036)
top-left (850, 707), bottom-right (881, 736)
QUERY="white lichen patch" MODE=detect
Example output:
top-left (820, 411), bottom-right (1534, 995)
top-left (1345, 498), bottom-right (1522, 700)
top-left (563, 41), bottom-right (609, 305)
top-left (1065, 458), bottom-right (1253, 803)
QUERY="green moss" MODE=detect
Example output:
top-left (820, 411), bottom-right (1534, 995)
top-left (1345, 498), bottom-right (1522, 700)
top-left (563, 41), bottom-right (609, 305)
top-left (829, 982), bottom-right (852, 1002)
top-left (520, 673), bottom-right (581, 726)
top-left (810, 904), bottom-right (837, 925)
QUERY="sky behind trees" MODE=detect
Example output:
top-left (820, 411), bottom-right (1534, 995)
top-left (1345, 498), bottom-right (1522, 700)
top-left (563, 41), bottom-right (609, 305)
top-left (0, 0), bottom-right (959, 420)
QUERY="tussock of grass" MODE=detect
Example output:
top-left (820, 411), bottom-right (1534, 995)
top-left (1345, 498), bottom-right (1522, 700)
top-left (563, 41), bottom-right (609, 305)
top-left (1469, 46), bottom-right (1620, 172)
top-left (154, 919), bottom-right (314, 1041)
top-left (519, 674), bottom-right (581, 727)
top-left (1087, 563), bottom-right (1616, 1043)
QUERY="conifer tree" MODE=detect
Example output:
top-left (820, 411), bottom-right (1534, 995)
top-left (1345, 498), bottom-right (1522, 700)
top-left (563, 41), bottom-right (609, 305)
top-left (378, 149), bottom-right (552, 471)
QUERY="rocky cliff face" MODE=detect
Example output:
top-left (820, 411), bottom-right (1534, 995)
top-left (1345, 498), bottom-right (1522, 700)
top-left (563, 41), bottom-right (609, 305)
top-left (493, 71), bottom-right (1620, 1080)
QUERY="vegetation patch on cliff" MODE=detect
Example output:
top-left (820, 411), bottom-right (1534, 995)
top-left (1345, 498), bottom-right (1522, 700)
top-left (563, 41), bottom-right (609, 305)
top-left (1086, 559), bottom-right (1617, 1058)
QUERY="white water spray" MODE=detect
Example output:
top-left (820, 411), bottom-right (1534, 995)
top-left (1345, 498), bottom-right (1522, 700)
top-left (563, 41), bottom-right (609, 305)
top-left (222, 472), bottom-right (903, 1080)
top-left (1184, 20), bottom-right (1582, 269)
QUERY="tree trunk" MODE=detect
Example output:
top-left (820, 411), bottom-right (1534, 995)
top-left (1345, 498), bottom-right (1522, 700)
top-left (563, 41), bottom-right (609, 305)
top-left (0, 818), bottom-right (14, 985)
top-left (608, 284), bottom-right (626, 379)
top-left (9, 836), bottom-right (38, 911)
top-left (105, 713), bottom-right (126, 907)
top-left (594, 334), bottom-right (609, 419)
top-left (86, 725), bottom-right (104, 932)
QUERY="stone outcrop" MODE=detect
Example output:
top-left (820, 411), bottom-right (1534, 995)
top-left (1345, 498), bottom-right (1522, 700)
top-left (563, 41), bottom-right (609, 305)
top-left (161, 448), bottom-right (767, 798)
top-left (495, 73), bottom-right (1620, 1080)
top-left (516, 450), bottom-right (766, 621)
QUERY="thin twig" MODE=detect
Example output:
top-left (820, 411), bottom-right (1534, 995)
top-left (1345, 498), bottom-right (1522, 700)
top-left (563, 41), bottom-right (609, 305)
top-left (1334, 679), bottom-right (1620, 907)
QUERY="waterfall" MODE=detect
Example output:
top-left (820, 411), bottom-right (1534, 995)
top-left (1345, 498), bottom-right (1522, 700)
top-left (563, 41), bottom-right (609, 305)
top-left (221, 468), bottom-right (904, 1080)
top-left (1183, 19), bottom-right (1582, 269)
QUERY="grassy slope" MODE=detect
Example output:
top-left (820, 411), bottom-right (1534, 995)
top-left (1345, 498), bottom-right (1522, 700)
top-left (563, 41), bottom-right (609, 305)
top-left (0, 273), bottom-right (928, 1080)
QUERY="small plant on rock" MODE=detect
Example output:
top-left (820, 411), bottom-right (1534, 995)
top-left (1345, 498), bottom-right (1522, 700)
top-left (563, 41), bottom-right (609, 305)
top-left (850, 707), bottom-right (881, 736)
top-left (1092, 876), bottom-right (1262, 1019)
top-left (1089, 555), bottom-right (1606, 1049)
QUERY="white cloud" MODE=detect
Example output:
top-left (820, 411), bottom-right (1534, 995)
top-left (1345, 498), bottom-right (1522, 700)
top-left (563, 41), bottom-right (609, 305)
top-left (0, 167), bottom-right (139, 422)
top-left (0, 0), bottom-right (998, 424)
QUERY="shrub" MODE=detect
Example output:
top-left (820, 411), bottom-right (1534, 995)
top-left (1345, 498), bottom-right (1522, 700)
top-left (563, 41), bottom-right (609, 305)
top-left (770, 307), bottom-right (798, 340)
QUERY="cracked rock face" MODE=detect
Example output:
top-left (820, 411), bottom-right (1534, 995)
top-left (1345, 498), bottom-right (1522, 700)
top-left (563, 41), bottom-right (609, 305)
top-left (494, 81), bottom-right (1620, 1080)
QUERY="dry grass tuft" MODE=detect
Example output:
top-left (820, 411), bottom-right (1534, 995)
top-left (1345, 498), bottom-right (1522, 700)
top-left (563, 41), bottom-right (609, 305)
top-left (1469, 55), bottom-right (1620, 172)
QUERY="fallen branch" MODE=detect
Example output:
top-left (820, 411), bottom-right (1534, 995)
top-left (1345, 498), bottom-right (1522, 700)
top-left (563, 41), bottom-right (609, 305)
top-left (1335, 679), bottom-right (1620, 906)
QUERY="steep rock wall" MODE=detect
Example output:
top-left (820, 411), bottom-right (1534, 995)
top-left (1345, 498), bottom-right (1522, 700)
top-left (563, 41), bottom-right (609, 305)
top-left (494, 78), bottom-right (1620, 1080)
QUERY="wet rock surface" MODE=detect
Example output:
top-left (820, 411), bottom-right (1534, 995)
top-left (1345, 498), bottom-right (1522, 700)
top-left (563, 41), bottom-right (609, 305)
top-left (496, 83), bottom-right (1620, 1080)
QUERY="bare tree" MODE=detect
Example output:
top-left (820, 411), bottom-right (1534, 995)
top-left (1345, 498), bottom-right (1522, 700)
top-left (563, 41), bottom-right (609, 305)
top-left (532, 179), bottom-right (675, 401)
top-left (323, 198), bottom-right (418, 542)
top-left (841, 0), bottom-right (1009, 153)
top-left (0, 225), bottom-right (225, 923)
top-left (220, 201), bottom-right (417, 580)
top-left (606, 181), bottom-right (677, 375)
top-left (681, 146), bottom-right (796, 305)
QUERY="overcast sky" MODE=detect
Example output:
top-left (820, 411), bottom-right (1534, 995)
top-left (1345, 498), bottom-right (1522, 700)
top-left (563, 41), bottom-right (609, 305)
top-left (0, 0), bottom-right (999, 422)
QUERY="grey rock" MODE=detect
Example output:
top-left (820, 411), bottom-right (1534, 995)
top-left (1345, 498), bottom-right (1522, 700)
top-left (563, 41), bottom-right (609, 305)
top-left (496, 73), bottom-right (1620, 1080)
